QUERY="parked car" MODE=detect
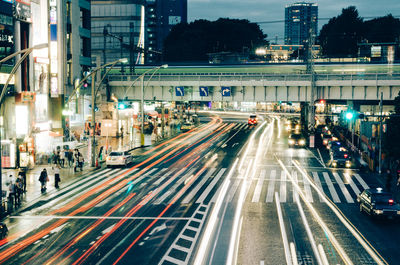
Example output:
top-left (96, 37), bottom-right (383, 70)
top-left (357, 188), bottom-right (400, 219)
top-left (321, 133), bottom-right (333, 146)
top-left (106, 151), bottom-right (133, 167)
top-left (327, 141), bottom-right (343, 154)
top-left (288, 133), bottom-right (306, 148)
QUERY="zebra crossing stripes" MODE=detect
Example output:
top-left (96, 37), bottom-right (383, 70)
top-left (344, 172), bottom-right (362, 197)
top-left (332, 172), bottom-right (354, 203)
top-left (354, 173), bottom-right (370, 190)
top-left (292, 171), bottom-right (299, 202)
top-left (280, 171), bottom-right (287, 203)
top-left (196, 168), bottom-right (226, 204)
top-left (322, 172), bottom-right (341, 203)
top-left (312, 172), bottom-right (325, 202)
top-left (182, 168), bottom-right (217, 204)
top-left (302, 172), bottom-right (313, 203)
top-left (252, 170), bottom-right (266, 202)
top-left (265, 170), bottom-right (275, 203)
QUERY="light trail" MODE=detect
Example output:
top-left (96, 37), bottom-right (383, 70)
top-left (292, 160), bottom-right (388, 265)
top-left (275, 192), bottom-right (293, 265)
top-left (277, 158), bottom-right (354, 265)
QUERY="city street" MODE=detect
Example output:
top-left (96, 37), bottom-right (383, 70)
top-left (0, 113), bottom-right (399, 265)
top-left (0, 113), bottom-right (254, 265)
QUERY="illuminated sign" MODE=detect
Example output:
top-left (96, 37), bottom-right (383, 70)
top-left (21, 91), bottom-right (36, 102)
top-left (14, 0), bottom-right (31, 21)
top-left (16, 105), bottom-right (28, 136)
top-left (0, 73), bottom-right (14, 84)
top-left (169, 16), bottom-right (181, 25)
top-left (371, 46), bottom-right (381, 58)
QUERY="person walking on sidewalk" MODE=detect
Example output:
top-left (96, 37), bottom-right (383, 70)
top-left (8, 178), bottom-right (16, 210)
top-left (53, 165), bottom-right (61, 189)
top-left (39, 168), bottom-right (49, 193)
top-left (78, 153), bottom-right (84, 171)
top-left (15, 178), bottom-right (22, 205)
top-left (68, 149), bottom-right (73, 167)
top-left (18, 169), bottom-right (27, 192)
top-left (59, 149), bottom-right (65, 168)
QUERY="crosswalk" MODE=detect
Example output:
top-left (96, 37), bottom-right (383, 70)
top-left (243, 169), bottom-right (368, 204)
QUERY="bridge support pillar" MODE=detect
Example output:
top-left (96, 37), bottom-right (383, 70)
top-left (300, 102), bottom-right (309, 131)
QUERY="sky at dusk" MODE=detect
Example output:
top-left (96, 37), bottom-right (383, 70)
top-left (188, 0), bottom-right (400, 44)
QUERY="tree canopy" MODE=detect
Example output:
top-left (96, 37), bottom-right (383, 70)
top-left (318, 7), bottom-right (400, 58)
top-left (318, 6), bottom-right (364, 58)
top-left (163, 18), bottom-right (267, 62)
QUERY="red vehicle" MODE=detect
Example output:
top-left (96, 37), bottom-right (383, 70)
top-left (248, 114), bottom-right (258, 125)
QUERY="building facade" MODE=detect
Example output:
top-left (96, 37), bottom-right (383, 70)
top-left (91, 0), bottom-right (145, 72)
top-left (146, 0), bottom-right (187, 63)
top-left (284, 2), bottom-right (318, 45)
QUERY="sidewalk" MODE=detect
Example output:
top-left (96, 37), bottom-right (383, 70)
top-left (0, 131), bottom-right (155, 219)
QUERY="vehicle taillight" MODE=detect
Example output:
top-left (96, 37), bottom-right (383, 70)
top-left (389, 199), bottom-right (394, 205)
top-left (344, 154), bottom-right (348, 159)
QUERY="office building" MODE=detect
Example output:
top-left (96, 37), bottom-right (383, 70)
top-left (284, 2), bottom-right (318, 45)
top-left (146, 0), bottom-right (187, 63)
top-left (91, 0), bottom-right (146, 71)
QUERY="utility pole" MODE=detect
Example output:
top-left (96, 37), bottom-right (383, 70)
top-left (307, 20), bottom-right (316, 132)
top-left (379, 91), bottom-right (383, 174)
top-left (161, 102), bottom-right (165, 138)
top-left (91, 74), bottom-right (96, 167)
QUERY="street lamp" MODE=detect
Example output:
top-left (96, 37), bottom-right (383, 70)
top-left (66, 58), bottom-right (127, 167)
top-left (123, 65), bottom-right (168, 146)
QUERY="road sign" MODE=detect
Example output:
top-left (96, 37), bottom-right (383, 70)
top-left (175, 86), bottom-right (184, 97)
top-left (199, 86), bottom-right (209, 97)
top-left (221, 86), bottom-right (231, 97)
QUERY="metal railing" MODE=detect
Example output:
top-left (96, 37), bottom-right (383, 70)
top-left (108, 73), bottom-right (400, 82)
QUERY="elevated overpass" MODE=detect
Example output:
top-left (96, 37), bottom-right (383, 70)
top-left (107, 64), bottom-right (400, 102)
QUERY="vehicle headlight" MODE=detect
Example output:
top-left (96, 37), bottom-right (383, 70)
top-left (119, 157), bottom-right (125, 161)
top-left (374, 209), bottom-right (383, 214)
top-left (345, 161), bottom-right (351, 167)
top-left (299, 140), bottom-right (305, 145)
top-left (289, 140), bottom-right (295, 145)
top-left (332, 162), bottom-right (337, 167)
top-left (323, 140), bottom-right (328, 144)
top-left (397, 211), bottom-right (400, 215)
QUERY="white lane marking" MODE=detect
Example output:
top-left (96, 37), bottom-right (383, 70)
top-left (353, 173), bottom-right (369, 190)
top-left (156, 168), bottom-right (197, 205)
top-left (280, 171), bottom-right (287, 203)
top-left (153, 168), bottom-right (173, 186)
top-left (275, 192), bottom-right (293, 265)
top-left (332, 172), bottom-right (354, 203)
top-left (318, 244), bottom-right (330, 265)
top-left (252, 170), bottom-right (266, 202)
top-left (226, 179), bottom-right (241, 203)
top-left (292, 171), bottom-right (299, 203)
top-left (312, 172), bottom-right (325, 202)
top-left (290, 242), bottom-right (299, 265)
top-left (182, 168), bottom-right (217, 204)
top-left (303, 172), bottom-right (313, 203)
top-left (295, 196), bottom-right (322, 265)
top-left (265, 170), bottom-right (276, 203)
top-left (317, 148), bottom-right (327, 168)
top-left (344, 173), bottom-right (362, 197)
top-left (322, 172), bottom-right (341, 203)
top-left (101, 225), bottom-right (115, 234)
top-left (260, 261), bottom-right (265, 265)
top-left (196, 168), bottom-right (226, 204)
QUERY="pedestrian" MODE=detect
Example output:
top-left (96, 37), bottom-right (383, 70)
top-left (18, 169), bottom-right (27, 192)
top-left (39, 168), bottom-right (49, 193)
top-left (15, 178), bottom-right (22, 205)
top-left (385, 169), bottom-right (393, 191)
top-left (8, 178), bottom-right (15, 210)
top-left (53, 165), bottom-right (61, 189)
top-left (59, 149), bottom-right (65, 168)
top-left (78, 154), bottom-right (84, 171)
top-left (68, 149), bottom-right (73, 167)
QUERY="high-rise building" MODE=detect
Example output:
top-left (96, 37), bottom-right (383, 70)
top-left (284, 2), bottom-right (318, 45)
top-left (91, 0), bottom-right (146, 71)
top-left (146, 0), bottom-right (187, 63)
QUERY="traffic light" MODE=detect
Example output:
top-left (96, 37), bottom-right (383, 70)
top-left (118, 102), bottom-right (126, 110)
top-left (345, 111), bottom-right (354, 120)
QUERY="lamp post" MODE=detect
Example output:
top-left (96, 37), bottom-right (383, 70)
top-left (123, 65), bottom-right (168, 146)
top-left (0, 43), bottom-right (48, 215)
top-left (66, 58), bottom-right (127, 167)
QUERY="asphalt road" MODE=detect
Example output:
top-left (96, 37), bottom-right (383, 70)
top-left (1, 113), bottom-right (399, 265)
top-left (0, 113), bottom-right (253, 265)
top-left (205, 115), bottom-right (400, 265)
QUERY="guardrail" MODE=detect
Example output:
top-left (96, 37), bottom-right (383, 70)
top-left (108, 73), bottom-right (400, 82)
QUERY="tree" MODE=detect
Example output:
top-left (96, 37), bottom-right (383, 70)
top-left (362, 15), bottom-right (400, 43)
top-left (163, 18), bottom-right (267, 62)
top-left (318, 6), bottom-right (364, 57)
top-left (384, 91), bottom-right (400, 159)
